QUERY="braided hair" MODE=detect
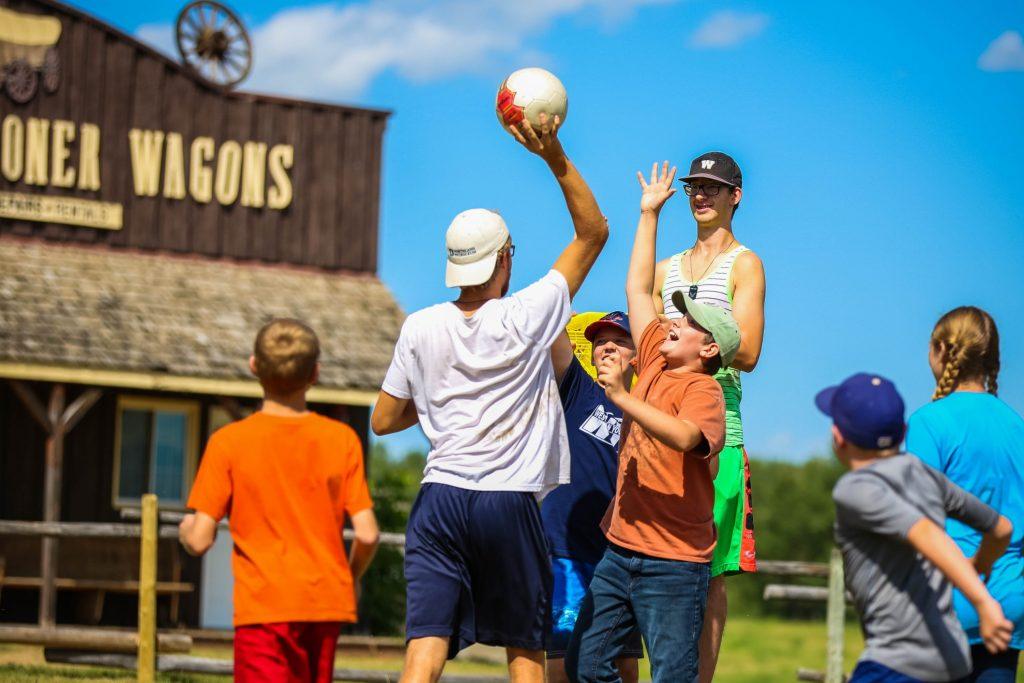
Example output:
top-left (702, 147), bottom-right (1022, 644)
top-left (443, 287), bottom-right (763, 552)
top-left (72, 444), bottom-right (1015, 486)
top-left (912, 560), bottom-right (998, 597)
top-left (930, 306), bottom-right (1000, 400)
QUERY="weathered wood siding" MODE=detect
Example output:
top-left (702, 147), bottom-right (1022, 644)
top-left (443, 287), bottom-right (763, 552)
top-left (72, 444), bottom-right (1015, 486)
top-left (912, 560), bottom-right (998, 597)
top-left (0, 0), bottom-right (388, 272)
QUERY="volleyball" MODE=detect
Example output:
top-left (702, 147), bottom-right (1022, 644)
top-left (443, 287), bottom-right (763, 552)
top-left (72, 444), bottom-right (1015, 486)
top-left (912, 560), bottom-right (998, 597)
top-left (495, 67), bottom-right (568, 132)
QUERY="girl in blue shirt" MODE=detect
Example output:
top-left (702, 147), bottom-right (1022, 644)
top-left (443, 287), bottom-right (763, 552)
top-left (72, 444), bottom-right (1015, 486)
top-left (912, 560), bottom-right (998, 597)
top-left (907, 306), bottom-right (1024, 683)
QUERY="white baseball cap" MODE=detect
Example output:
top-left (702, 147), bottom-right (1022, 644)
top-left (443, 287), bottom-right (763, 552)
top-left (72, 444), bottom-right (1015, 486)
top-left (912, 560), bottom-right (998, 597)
top-left (445, 209), bottom-right (510, 288)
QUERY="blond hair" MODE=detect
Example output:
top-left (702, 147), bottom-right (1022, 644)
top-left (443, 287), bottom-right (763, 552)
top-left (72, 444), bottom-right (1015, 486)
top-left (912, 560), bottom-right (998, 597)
top-left (253, 319), bottom-right (319, 395)
top-left (930, 306), bottom-right (1000, 400)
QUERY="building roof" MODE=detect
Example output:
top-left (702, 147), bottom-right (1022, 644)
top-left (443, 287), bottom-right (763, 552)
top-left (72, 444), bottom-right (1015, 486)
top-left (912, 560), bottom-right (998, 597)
top-left (0, 239), bottom-right (405, 405)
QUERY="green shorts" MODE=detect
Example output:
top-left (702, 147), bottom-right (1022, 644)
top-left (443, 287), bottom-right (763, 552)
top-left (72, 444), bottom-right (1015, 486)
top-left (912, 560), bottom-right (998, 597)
top-left (711, 445), bottom-right (757, 578)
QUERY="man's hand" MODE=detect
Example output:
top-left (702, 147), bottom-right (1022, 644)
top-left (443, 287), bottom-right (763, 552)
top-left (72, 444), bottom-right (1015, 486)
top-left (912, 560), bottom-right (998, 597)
top-left (977, 597), bottom-right (1014, 653)
top-left (638, 161), bottom-right (677, 214)
top-left (507, 113), bottom-right (565, 165)
top-left (596, 353), bottom-right (627, 402)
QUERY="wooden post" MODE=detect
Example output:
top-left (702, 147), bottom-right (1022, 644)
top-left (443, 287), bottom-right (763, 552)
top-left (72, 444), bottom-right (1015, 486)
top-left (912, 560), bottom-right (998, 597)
top-left (39, 384), bottom-right (66, 629)
top-left (8, 381), bottom-right (101, 629)
top-left (137, 494), bottom-right (158, 683)
top-left (825, 547), bottom-right (845, 683)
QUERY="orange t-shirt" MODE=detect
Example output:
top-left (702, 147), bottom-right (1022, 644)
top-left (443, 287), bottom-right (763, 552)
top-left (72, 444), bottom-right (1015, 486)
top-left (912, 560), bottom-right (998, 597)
top-left (602, 320), bottom-right (726, 563)
top-left (187, 411), bottom-right (372, 626)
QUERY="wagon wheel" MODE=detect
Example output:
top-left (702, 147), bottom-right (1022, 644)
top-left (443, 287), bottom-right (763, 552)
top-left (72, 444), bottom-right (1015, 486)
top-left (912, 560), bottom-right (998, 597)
top-left (4, 59), bottom-right (38, 104)
top-left (175, 1), bottom-right (252, 89)
top-left (42, 47), bottom-right (60, 93)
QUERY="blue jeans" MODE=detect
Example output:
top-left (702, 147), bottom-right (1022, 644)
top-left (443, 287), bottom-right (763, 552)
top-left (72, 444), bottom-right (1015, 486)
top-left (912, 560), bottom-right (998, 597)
top-left (566, 544), bottom-right (709, 683)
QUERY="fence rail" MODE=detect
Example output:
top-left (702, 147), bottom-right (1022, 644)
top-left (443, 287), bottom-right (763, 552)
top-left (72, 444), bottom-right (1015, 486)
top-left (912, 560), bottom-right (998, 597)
top-left (0, 520), bottom-right (179, 540)
top-left (117, 508), bottom-right (407, 548)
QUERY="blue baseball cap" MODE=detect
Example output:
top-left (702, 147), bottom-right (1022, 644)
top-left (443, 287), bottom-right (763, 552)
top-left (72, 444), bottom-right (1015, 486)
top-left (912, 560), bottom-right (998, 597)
top-left (814, 373), bottom-right (906, 450)
top-left (583, 311), bottom-right (631, 342)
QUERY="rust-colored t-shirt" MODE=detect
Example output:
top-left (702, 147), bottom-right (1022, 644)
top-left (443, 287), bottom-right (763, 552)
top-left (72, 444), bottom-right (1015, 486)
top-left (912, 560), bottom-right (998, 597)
top-left (602, 320), bottom-right (726, 563)
top-left (187, 411), bottom-right (372, 626)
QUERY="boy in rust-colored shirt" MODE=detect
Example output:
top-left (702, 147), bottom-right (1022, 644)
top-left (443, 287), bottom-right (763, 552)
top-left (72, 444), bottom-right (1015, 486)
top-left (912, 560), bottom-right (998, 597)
top-left (566, 163), bottom-right (738, 683)
top-left (179, 319), bottom-right (380, 683)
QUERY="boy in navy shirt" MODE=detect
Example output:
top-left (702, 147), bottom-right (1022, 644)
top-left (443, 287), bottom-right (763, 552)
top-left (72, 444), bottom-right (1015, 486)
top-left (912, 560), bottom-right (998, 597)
top-left (546, 312), bottom-right (642, 683)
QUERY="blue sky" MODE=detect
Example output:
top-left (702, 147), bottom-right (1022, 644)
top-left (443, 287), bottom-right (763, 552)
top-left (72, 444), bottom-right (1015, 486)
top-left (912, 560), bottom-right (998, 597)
top-left (80, 0), bottom-right (1024, 461)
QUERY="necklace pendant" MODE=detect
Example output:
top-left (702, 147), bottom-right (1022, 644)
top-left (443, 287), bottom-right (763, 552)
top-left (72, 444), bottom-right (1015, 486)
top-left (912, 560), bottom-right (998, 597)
top-left (688, 284), bottom-right (698, 300)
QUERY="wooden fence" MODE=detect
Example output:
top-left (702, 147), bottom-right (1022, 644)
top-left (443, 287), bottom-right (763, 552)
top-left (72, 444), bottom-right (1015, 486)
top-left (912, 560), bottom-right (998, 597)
top-left (0, 493), bottom-right (173, 682)
top-left (2, 510), bottom-right (848, 682)
top-left (761, 550), bottom-right (848, 683)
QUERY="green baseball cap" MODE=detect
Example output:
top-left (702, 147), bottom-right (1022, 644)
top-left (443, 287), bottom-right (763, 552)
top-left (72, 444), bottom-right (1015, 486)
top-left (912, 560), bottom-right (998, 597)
top-left (670, 291), bottom-right (741, 368)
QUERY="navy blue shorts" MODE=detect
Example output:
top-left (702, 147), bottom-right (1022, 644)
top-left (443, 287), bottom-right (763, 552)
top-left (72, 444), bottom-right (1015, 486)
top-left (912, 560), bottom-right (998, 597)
top-left (404, 483), bottom-right (551, 659)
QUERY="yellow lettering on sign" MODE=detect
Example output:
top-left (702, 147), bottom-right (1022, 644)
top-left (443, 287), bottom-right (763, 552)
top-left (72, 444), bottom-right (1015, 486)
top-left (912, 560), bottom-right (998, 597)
top-left (214, 140), bottom-right (241, 206)
top-left (189, 137), bottom-right (214, 204)
top-left (0, 191), bottom-right (122, 230)
top-left (25, 118), bottom-right (49, 186)
top-left (1, 115), bottom-right (24, 182)
top-left (162, 132), bottom-right (186, 200)
top-left (78, 123), bottom-right (101, 191)
top-left (240, 141), bottom-right (267, 208)
top-left (50, 120), bottom-right (76, 188)
top-left (267, 144), bottom-right (294, 210)
top-left (128, 128), bottom-right (164, 197)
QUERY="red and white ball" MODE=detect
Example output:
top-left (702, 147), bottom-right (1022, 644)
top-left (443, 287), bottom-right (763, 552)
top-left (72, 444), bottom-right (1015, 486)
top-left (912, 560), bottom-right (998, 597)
top-left (495, 68), bottom-right (568, 132)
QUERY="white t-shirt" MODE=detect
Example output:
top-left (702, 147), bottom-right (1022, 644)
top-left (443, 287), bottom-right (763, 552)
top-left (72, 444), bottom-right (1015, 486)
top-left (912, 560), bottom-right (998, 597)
top-left (382, 270), bottom-right (572, 498)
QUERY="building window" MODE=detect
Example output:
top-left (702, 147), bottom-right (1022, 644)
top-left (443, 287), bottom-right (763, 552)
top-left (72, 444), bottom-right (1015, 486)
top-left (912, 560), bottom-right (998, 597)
top-left (113, 397), bottom-right (199, 508)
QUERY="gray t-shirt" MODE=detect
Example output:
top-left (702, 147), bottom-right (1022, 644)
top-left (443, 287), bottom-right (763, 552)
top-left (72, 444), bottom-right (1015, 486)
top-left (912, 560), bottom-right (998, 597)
top-left (833, 454), bottom-right (999, 681)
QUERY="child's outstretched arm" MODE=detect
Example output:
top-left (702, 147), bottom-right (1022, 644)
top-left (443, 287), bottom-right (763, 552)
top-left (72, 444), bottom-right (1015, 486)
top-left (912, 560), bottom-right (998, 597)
top-left (596, 354), bottom-right (710, 455)
top-left (625, 162), bottom-right (677, 347)
top-left (906, 517), bottom-right (1014, 653)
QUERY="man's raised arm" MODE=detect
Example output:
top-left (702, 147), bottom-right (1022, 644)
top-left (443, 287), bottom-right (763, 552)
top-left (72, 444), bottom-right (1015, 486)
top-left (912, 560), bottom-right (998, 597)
top-left (507, 115), bottom-right (607, 300)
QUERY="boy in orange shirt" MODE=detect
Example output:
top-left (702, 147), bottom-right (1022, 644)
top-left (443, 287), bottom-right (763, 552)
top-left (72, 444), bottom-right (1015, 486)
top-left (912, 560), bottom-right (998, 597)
top-left (566, 163), bottom-right (738, 683)
top-left (179, 319), bottom-right (380, 683)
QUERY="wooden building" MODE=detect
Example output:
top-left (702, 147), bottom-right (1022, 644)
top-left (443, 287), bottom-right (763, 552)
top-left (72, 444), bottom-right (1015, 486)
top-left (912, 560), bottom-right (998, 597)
top-left (0, 0), bottom-right (403, 629)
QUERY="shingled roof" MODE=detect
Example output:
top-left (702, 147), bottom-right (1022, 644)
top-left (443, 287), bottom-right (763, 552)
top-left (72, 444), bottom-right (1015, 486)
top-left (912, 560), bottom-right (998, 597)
top-left (0, 239), bottom-right (404, 403)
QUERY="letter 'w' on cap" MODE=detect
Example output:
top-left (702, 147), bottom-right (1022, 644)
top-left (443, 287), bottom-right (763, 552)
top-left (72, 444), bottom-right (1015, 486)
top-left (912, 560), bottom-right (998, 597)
top-left (682, 151), bottom-right (743, 188)
top-left (445, 209), bottom-right (511, 288)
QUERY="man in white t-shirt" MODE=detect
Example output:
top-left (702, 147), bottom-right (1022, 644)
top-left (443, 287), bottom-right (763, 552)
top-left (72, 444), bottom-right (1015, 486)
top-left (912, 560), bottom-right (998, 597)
top-left (371, 115), bottom-right (608, 683)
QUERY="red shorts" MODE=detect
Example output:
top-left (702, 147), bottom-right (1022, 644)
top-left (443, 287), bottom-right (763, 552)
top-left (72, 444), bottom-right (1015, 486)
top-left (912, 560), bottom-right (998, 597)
top-left (234, 621), bottom-right (341, 683)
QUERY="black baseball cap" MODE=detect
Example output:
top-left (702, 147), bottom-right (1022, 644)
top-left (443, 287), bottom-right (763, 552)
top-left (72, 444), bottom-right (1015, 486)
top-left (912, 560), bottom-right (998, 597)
top-left (682, 151), bottom-right (742, 188)
top-left (815, 373), bottom-right (906, 450)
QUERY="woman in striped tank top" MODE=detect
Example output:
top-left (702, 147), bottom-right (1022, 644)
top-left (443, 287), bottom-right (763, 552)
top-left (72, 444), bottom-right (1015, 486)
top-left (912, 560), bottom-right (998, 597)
top-left (652, 153), bottom-right (766, 683)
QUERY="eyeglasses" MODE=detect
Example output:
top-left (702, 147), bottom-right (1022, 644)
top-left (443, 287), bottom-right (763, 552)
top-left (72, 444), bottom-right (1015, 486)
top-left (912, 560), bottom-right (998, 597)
top-left (683, 183), bottom-right (729, 197)
top-left (501, 244), bottom-right (516, 258)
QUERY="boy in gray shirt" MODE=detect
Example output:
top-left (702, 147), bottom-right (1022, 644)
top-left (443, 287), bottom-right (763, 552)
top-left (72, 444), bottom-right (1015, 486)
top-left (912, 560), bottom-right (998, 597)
top-left (816, 373), bottom-right (1014, 682)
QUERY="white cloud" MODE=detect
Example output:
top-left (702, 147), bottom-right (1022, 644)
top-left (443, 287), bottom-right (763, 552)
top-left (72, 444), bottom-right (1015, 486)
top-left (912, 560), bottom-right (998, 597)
top-left (978, 30), bottom-right (1024, 72)
top-left (134, 0), bottom-right (674, 100)
top-left (689, 10), bottom-right (769, 49)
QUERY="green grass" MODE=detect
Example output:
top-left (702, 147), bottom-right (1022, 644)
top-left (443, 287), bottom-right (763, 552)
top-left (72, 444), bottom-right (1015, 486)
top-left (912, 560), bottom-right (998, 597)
top-left (0, 618), bottom-right (1020, 682)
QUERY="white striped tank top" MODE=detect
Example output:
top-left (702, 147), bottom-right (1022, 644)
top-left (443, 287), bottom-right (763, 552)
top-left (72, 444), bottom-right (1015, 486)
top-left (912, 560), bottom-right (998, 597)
top-left (662, 245), bottom-right (748, 447)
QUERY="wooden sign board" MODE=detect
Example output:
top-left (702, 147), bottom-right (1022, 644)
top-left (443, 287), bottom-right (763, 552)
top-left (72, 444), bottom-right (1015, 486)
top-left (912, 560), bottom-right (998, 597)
top-left (0, 0), bottom-right (389, 273)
